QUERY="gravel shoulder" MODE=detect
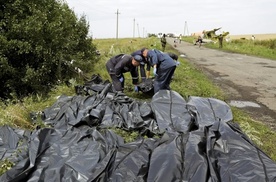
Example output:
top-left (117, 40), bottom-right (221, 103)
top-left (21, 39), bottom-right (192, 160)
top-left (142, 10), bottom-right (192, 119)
top-left (167, 38), bottom-right (276, 130)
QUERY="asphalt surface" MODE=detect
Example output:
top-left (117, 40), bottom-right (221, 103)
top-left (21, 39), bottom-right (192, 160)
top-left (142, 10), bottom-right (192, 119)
top-left (167, 38), bottom-right (276, 129)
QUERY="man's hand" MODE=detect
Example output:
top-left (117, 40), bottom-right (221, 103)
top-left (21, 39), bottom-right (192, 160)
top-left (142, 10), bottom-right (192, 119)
top-left (134, 86), bottom-right (139, 92)
top-left (153, 67), bottom-right (157, 76)
top-left (146, 71), bottom-right (150, 78)
top-left (119, 77), bottom-right (124, 83)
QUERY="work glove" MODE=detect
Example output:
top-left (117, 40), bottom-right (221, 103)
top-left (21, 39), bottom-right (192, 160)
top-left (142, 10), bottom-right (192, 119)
top-left (176, 61), bottom-right (180, 66)
top-left (146, 71), bottom-right (150, 78)
top-left (134, 85), bottom-right (139, 92)
top-left (119, 77), bottom-right (124, 83)
top-left (153, 67), bottom-right (157, 76)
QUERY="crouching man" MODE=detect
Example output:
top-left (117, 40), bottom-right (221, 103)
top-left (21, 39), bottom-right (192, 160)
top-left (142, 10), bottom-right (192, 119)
top-left (106, 54), bottom-right (143, 92)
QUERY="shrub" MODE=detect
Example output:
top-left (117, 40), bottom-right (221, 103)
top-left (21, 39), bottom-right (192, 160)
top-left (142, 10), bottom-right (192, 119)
top-left (0, 0), bottom-right (98, 99)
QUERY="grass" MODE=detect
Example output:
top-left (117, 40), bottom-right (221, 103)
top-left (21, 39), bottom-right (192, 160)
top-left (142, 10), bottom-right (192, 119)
top-left (231, 107), bottom-right (276, 160)
top-left (0, 84), bottom-right (76, 130)
top-left (1, 36), bottom-right (276, 166)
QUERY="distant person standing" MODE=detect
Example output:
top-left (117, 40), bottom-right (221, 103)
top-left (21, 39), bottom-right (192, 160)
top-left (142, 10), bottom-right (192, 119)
top-left (251, 35), bottom-right (256, 41)
top-left (160, 34), bottom-right (167, 52)
top-left (218, 34), bottom-right (223, 48)
top-left (173, 37), bottom-right (178, 47)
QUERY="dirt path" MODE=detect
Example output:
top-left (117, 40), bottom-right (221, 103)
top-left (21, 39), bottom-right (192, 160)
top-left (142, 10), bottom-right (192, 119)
top-left (167, 38), bottom-right (276, 130)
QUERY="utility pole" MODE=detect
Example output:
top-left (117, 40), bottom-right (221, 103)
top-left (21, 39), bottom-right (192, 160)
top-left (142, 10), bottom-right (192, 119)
top-left (133, 18), bottom-right (135, 38)
top-left (115, 9), bottom-right (120, 39)
top-left (184, 21), bottom-right (189, 36)
top-left (137, 23), bottom-right (140, 37)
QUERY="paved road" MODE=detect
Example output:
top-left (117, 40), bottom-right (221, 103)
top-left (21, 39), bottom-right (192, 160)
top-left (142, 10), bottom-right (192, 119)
top-left (167, 38), bottom-right (276, 128)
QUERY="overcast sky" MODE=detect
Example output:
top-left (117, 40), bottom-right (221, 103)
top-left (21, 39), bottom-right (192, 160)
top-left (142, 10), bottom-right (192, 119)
top-left (65, 0), bottom-right (276, 39)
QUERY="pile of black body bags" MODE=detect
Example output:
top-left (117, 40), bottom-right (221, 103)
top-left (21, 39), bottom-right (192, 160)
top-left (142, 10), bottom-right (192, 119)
top-left (1, 74), bottom-right (276, 182)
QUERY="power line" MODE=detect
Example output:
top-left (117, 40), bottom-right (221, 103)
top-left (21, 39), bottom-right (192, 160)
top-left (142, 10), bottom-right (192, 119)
top-left (137, 23), bottom-right (140, 37)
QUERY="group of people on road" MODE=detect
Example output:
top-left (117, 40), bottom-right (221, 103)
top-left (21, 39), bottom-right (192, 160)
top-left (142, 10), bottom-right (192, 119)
top-left (194, 34), bottom-right (224, 48)
top-left (106, 47), bottom-right (178, 94)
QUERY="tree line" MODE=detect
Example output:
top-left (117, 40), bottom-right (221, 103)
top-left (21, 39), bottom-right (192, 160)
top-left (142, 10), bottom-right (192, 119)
top-left (0, 0), bottom-right (98, 100)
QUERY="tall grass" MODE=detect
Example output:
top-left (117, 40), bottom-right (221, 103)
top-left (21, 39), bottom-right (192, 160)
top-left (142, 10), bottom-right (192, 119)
top-left (0, 84), bottom-right (75, 130)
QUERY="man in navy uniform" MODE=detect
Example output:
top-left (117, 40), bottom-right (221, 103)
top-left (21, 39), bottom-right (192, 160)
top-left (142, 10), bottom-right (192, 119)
top-left (106, 54), bottom-right (143, 92)
top-left (131, 48), bottom-right (151, 82)
top-left (132, 48), bottom-right (179, 82)
top-left (142, 48), bottom-right (176, 94)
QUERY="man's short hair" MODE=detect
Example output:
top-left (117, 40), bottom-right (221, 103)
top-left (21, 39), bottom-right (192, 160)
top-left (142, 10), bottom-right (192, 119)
top-left (141, 47), bottom-right (148, 54)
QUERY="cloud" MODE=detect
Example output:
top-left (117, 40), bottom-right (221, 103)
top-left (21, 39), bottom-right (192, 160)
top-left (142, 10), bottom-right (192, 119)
top-left (65, 0), bottom-right (276, 38)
